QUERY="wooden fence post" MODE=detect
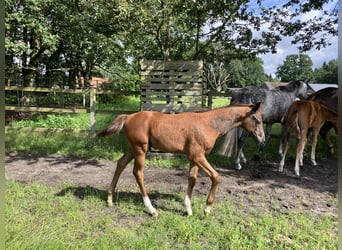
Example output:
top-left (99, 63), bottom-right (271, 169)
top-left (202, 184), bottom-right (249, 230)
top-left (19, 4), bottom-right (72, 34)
top-left (90, 87), bottom-right (96, 136)
top-left (207, 91), bottom-right (213, 109)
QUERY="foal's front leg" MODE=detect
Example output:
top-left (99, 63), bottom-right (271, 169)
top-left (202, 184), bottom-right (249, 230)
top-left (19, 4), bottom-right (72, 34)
top-left (184, 162), bottom-right (198, 216)
top-left (193, 154), bottom-right (220, 216)
top-left (133, 148), bottom-right (158, 217)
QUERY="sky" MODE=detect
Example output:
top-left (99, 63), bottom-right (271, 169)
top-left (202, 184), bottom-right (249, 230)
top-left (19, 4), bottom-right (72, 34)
top-left (259, 35), bottom-right (338, 76)
top-left (255, 0), bottom-right (338, 77)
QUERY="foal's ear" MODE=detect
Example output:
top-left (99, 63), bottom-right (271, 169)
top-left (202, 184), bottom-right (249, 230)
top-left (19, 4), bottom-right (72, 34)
top-left (251, 102), bottom-right (262, 112)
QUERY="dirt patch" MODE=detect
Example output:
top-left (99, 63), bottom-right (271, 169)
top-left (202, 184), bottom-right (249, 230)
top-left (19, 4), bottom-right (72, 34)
top-left (5, 152), bottom-right (337, 217)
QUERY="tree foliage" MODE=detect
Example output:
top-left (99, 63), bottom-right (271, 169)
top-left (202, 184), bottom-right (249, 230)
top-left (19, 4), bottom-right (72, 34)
top-left (5, 0), bottom-right (337, 88)
top-left (227, 57), bottom-right (267, 87)
top-left (261, 0), bottom-right (338, 52)
top-left (314, 59), bottom-right (338, 83)
top-left (276, 54), bottom-right (314, 82)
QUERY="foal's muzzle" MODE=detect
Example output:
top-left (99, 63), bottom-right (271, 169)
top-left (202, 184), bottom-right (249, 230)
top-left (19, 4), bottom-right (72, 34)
top-left (254, 131), bottom-right (265, 145)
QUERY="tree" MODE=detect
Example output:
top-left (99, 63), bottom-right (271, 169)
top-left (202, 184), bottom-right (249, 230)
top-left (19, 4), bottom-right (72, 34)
top-left (5, 0), bottom-right (59, 86)
top-left (276, 54), bottom-right (314, 82)
top-left (314, 59), bottom-right (338, 84)
top-left (96, 0), bottom-right (287, 62)
top-left (5, 0), bottom-right (128, 88)
top-left (262, 0), bottom-right (338, 52)
top-left (5, 0), bottom-right (337, 91)
top-left (227, 57), bottom-right (266, 88)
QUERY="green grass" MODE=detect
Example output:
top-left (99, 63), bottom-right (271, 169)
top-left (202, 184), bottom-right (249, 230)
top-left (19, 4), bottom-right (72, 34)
top-left (9, 96), bottom-right (227, 130)
top-left (6, 180), bottom-right (337, 249)
top-left (211, 97), bottom-right (230, 109)
top-left (5, 96), bottom-right (338, 249)
top-left (5, 122), bottom-right (337, 167)
top-left (10, 113), bottom-right (115, 131)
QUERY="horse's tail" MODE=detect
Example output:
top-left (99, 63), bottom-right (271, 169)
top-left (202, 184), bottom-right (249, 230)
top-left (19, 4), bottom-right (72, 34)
top-left (97, 114), bottom-right (128, 137)
top-left (217, 128), bottom-right (238, 157)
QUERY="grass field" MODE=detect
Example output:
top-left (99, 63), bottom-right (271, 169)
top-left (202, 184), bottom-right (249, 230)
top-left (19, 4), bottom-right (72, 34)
top-left (5, 96), bottom-right (338, 249)
top-left (6, 180), bottom-right (336, 249)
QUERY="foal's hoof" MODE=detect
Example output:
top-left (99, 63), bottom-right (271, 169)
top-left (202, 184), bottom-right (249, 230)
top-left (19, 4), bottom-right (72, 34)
top-left (204, 206), bottom-right (211, 216)
top-left (151, 211), bottom-right (159, 217)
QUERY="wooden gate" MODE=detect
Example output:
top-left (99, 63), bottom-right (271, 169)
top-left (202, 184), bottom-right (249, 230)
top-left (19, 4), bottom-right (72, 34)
top-left (140, 60), bottom-right (207, 113)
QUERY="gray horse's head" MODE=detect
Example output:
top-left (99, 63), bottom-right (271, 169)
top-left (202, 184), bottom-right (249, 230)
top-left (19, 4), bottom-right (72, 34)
top-left (283, 80), bottom-right (309, 99)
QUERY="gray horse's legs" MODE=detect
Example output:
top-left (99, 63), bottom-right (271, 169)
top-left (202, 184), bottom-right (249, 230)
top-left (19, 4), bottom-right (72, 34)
top-left (235, 129), bottom-right (249, 170)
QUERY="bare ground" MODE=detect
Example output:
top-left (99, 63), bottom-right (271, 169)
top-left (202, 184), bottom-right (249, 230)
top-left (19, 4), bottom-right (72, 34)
top-left (5, 152), bottom-right (337, 217)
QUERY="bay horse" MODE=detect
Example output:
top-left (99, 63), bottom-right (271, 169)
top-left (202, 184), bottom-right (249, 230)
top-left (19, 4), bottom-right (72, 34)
top-left (219, 80), bottom-right (309, 170)
top-left (97, 103), bottom-right (265, 216)
top-left (279, 100), bottom-right (338, 176)
top-left (306, 87), bottom-right (338, 154)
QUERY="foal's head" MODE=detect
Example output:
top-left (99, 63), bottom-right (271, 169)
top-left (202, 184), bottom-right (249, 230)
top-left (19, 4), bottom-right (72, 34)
top-left (240, 102), bottom-right (265, 144)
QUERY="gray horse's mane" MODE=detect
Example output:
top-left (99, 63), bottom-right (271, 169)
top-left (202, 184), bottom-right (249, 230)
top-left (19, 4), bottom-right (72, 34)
top-left (277, 80), bottom-right (306, 92)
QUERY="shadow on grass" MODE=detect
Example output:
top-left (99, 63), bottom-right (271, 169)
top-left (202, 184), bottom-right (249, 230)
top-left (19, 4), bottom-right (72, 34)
top-left (55, 186), bottom-right (185, 215)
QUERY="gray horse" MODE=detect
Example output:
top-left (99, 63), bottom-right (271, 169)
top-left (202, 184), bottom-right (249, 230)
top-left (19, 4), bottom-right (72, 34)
top-left (219, 80), bottom-right (309, 170)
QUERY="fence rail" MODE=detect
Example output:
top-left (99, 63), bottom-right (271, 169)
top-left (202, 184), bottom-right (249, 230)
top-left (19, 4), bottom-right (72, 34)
top-left (5, 85), bottom-right (231, 134)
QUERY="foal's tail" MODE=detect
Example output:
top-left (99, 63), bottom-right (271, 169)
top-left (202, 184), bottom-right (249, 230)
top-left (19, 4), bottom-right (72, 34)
top-left (286, 111), bottom-right (301, 140)
top-left (217, 128), bottom-right (238, 157)
top-left (97, 114), bottom-right (129, 137)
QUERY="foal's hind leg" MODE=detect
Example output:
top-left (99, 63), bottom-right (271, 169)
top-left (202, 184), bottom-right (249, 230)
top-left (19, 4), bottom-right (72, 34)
top-left (108, 150), bottom-right (134, 206)
top-left (310, 128), bottom-right (319, 166)
top-left (295, 135), bottom-right (307, 177)
top-left (184, 162), bottom-right (199, 216)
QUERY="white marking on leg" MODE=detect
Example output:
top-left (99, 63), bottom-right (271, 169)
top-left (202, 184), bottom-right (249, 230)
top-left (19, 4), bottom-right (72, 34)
top-left (184, 194), bottom-right (193, 216)
top-left (278, 142), bottom-right (284, 157)
top-left (279, 154), bottom-right (286, 172)
top-left (294, 158), bottom-right (300, 177)
top-left (235, 150), bottom-right (243, 170)
top-left (240, 152), bottom-right (247, 163)
top-left (107, 192), bottom-right (113, 207)
top-left (300, 152), bottom-right (304, 166)
top-left (204, 205), bottom-right (211, 216)
top-left (311, 145), bottom-right (317, 165)
top-left (143, 196), bottom-right (157, 216)
top-left (235, 163), bottom-right (242, 170)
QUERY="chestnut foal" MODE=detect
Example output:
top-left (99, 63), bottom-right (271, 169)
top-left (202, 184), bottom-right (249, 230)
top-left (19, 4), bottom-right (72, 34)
top-left (98, 103), bottom-right (265, 216)
top-left (279, 100), bottom-right (337, 176)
